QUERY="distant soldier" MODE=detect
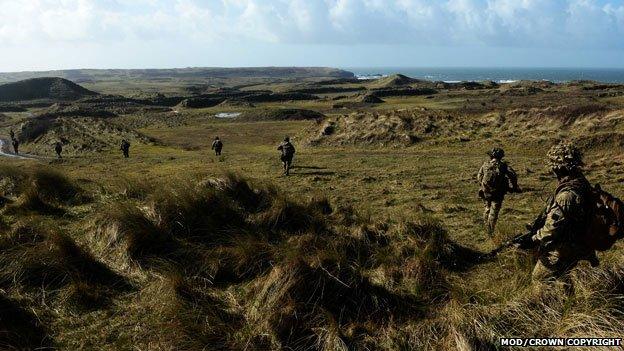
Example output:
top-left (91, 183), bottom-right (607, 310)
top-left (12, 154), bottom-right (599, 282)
top-left (477, 147), bottom-right (520, 235)
top-left (54, 141), bottom-right (63, 159)
top-left (529, 143), bottom-right (598, 282)
top-left (211, 136), bottom-right (223, 156)
top-left (12, 138), bottom-right (19, 155)
top-left (277, 136), bottom-right (296, 176)
top-left (9, 129), bottom-right (14, 140)
top-left (120, 139), bottom-right (130, 158)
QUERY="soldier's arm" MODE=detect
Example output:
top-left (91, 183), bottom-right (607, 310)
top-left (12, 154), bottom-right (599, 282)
top-left (506, 164), bottom-right (519, 190)
top-left (532, 190), bottom-right (582, 245)
top-left (477, 164), bottom-right (484, 183)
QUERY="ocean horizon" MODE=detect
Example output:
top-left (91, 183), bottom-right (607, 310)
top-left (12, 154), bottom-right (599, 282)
top-left (345, 67), bottom-right (624, 84)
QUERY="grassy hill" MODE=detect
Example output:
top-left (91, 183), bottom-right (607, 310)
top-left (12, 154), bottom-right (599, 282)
top-left (0, 77), bottom-right (98, 102)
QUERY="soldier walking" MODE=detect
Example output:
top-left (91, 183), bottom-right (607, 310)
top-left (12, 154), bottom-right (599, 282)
top-left (529, 143), bottom-right (598, 282)
top-left (54, 141), bottom-right (63, 158)
top-left (211, 137), bottom-right (223, 156)
top-left (11, 138), bottom-right (19, 155)
top-left (277, 136), bottom-right (296, 176)
top-left (477, 147), bottom-right (520, 236)
top-left (120, 139), bottom-right (130, 158)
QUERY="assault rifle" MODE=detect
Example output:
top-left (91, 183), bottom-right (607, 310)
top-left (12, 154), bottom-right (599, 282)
top-left (481, 206), bottom-right (548, 260)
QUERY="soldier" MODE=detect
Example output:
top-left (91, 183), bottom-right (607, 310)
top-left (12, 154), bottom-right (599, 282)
top-left (120, 139), bottom-right (130, 158)
top-left (477, 147), bottom-right (520, 236)
top-left (12, 138), bottom-right (19, 155)
top-left (529, 143), bottom-right (597, 282)
top-left (9, 129), bottom-right (14, 140)
top-left (211, 136), bottom-right (223, 156)
top-left (54, 141), bottom-right (63, 159)
top-left (277, 136), bottom-right (296, 176)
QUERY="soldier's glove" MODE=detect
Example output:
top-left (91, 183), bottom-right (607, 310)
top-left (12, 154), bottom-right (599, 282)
top-left (515, 234), bottom-right (538, 250)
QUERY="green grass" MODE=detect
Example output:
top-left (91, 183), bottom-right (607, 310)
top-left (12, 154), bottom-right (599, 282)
top-left (2, 81), bottom-right (624, 350)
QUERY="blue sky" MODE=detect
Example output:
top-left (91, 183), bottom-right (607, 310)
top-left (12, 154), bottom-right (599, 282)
top-left (1, 0), bottom-right (624, 71)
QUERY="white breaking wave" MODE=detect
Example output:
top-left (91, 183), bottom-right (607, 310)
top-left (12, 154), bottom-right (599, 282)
top-left (356, 74), bottom-right (387, 80)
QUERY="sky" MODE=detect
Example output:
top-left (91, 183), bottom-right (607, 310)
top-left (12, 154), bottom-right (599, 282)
top-left (1, 0), bottom-right (624, 72)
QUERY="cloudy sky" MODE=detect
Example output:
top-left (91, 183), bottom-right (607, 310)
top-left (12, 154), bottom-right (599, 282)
top-left (1, 0), bottom-right (624, 71)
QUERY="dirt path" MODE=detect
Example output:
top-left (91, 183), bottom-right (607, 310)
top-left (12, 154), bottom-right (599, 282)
top-left (0, 138), bottom-right (38, 160)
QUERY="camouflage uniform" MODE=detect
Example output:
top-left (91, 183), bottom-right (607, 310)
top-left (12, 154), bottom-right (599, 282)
top-left (54, 142), bottom-right (63, 158)
top-left (477, 148), bottom-right (519, 235)
top-left (12, 138), bottom-right (19, 155)
top-left (211, 138), bottom-right (223, 156)
top-left (531, 143), bottom-right (595, 282)
top-left (277, 137), bottom-right (296, 176)
top-left (120, 140), bottom-right (130, 158)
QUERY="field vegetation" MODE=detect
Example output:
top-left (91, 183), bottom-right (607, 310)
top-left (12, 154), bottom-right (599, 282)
top-left (0, 71), bottom-right (624, 349)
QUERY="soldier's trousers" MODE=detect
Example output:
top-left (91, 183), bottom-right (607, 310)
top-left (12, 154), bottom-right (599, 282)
top-left (281, 156), bottom-right (293, 174)
top-left (532, 251), bottom-right (578, 282)
top-left (483, 200), bottom-right (502, 235)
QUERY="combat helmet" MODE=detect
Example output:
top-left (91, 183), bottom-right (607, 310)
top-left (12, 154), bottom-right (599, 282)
top-left (284, 136), bottom-right (290, 142)
top-left (488, 147), bottom-right (505, 160)
top-left (547, 142), bottom-right (583, 171)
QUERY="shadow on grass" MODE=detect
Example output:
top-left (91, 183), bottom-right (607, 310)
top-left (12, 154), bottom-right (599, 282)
top-left (294, 171), bottom-right (336, 176)
top-left (291, 165), bottom-right (327, 170)
top-left (0, 294), bottom-right (53, 350)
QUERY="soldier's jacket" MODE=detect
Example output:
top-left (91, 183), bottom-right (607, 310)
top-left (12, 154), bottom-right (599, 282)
top-left (477, 159), bottom-right (518, 201)
top-left (212, 140), bottom-right (223, 149)
top-left (277, 142), bottom-right (295, 158)
top-left (532, 174), bottom-right (593, 265)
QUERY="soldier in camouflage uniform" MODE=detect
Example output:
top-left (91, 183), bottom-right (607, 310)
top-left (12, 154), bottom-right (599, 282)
top-left (530, 143), bottom-right (597, 282)
top-left (211, 137), bottom-right (223, 156)
top-left (120, 139), bottom-right (130, 158)
top-left (277, 136), bottom-right (296, 176)
top-left (54, 141), bottom-right (63, 159)
top-left (477, 148), bottom-right (520, 236)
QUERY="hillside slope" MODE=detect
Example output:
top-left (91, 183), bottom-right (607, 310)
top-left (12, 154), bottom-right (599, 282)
top-left (0, 77), bottom-right (98, 102)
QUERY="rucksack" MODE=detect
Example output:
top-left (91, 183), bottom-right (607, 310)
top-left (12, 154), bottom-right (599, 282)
top-left (583, 184), bottom-right (624, 252)
top-left (481, 160), bottom-right (506, 193)
top-left (281, 143), bottom-right (295, 157)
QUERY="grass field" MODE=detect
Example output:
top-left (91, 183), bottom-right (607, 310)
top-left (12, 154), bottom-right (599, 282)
top-left (2, 79), bottom-right (624, 350)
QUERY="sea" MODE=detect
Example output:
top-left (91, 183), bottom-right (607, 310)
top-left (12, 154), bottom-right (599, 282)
top-left (346, 67), bottom-right (624, 84)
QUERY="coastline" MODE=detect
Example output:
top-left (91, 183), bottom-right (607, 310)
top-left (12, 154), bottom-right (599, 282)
top-left (347, 67), bottom-right (624, 84)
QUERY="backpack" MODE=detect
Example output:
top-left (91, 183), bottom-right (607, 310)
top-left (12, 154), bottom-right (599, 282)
top-left (583, 184), bottom-right (624, 252)
top-left (281, 142), bottom-right (295, 157)
top-left (480, 160), bottom-right (506, 193)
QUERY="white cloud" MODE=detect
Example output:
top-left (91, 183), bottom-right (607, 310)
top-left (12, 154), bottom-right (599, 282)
top-left (1, 0), bottom-right (624, 49)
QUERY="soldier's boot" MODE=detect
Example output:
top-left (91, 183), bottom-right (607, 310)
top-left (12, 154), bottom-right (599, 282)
top-left (587, 252), bottom-right (600, 267)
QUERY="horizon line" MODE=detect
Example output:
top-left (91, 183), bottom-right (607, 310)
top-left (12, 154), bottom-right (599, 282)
top-left (3, 66), bottom-right (624, 74)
